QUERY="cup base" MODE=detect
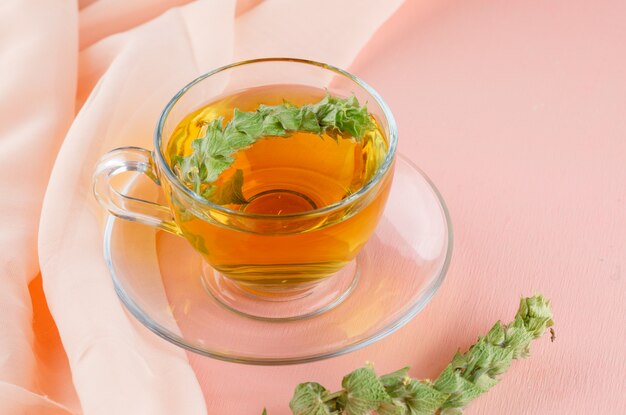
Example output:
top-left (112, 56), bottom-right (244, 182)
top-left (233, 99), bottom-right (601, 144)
top-left (200, 258), bottom-right (361, 321)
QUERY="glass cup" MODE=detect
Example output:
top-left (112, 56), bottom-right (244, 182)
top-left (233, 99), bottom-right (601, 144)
top-left (93, 58), bottom-right (398, 318)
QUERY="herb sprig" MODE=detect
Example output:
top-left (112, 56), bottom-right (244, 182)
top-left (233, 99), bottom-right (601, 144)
top-left (173, 94), bottom-right (375, 204)
top-left (265, 295), bottom-right (553, 415)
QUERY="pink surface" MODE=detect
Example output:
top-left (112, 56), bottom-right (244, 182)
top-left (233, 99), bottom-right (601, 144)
top-left (1, 0), bottom-right (624, 414)
top-left (190, 1), bottom-right (626, 413)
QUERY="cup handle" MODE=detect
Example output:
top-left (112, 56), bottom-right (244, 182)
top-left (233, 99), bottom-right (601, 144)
top-left (93, 146), bottom-right (182, 235)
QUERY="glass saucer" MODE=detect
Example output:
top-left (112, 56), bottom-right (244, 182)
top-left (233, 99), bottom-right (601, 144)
top-left (103, 155), bottom-right (452, 365)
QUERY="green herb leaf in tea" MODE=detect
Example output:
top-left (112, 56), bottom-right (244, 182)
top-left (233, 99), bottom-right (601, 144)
top-left (173, 94), bottom-right (375, 205)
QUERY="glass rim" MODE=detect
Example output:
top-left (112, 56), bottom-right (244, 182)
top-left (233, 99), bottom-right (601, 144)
top-left (154, 57), bottom-right (398, 219)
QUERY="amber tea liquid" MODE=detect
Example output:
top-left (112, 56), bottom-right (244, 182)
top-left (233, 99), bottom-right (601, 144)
top-left (165, 85), bottom-right (392, 290)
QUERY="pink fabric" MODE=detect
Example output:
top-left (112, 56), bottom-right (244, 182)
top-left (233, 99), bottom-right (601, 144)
top-left (1, 0), bottom-right (403, 413)
top-left (1, 0), bottom-right (624, 414)
top-left (0, 1), bottom-right (78, 413)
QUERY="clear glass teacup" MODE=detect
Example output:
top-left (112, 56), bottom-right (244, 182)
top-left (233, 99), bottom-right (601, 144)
top-left (93, 58), bottom-right (397, 305)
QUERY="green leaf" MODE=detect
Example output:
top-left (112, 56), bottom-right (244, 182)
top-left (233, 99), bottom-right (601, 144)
top-left (173, 94), bottom-right (376, 204)
top-left (517, 296), bottom-right (554, 338)
top-left (433, 294), bottom-right (554, 412)
top-left (380, 367), bottom-right (411, 401)
top-left (464, 338), bottom-right (496, 379)
top-left (208, 169), bottom-right (247, 205)
top-left (503, 323), bottom-right (535, 358)
top-left (485, 321), bottom-right (505, 344)
top-left (436, 371), bottom-right (482, 409)
top-left (380, 367), bottom-right (411, 389)
top-left (261, 114), bottom-right (288, 137)
top-left (376, 401), bottom-right (406, 415)
top-left (229, 108), bottom-right (264, 138)
top-left (341, 367), bottom-right (392, 415)
top-left (289, 383), bottom-right (334, 415)
top-left (300, 109), bottom-right (322, 133)
top-left (473, 372), bottom-right (499, 392)
top-left (403, 380), bottom-right (449, 415)
top-left (274, 106), bottom-right (303, 131)
top-left (280, 295), bottom-right (553, 415)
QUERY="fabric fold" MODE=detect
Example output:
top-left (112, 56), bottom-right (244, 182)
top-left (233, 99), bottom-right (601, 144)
top-left (0, 1), bottom-right (78, 413)
top-left (39, 1), bottom-right (237, 414)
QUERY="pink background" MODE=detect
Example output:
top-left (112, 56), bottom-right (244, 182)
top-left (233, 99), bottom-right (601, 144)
top-left (2, 0), bottom-right (624, 413)
top-left (190, 1), bottom-right (626, 413)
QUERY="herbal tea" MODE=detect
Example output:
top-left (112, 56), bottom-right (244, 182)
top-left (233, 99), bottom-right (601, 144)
top-left (164, 85), bottom-right (392, 288)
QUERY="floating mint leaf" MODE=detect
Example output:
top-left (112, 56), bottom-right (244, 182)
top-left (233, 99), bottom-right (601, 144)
top-left (274, 106), bottom-right (303, 131)
top-left (208, 169), bottom-right (247, 205)
top-left (300, 110), bottom-right (323, 134)
top-left (227, 109), bottom-right (264, 138)
top-left (173, 94), bottom-right (375, 205)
